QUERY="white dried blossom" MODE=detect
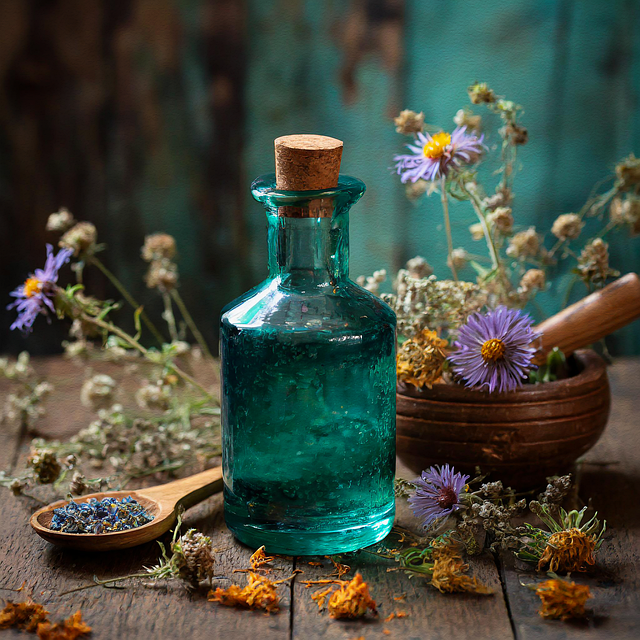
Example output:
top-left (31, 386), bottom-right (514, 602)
top-left (506, 227), bottom-right (539, 259)
top-left (394, 109), bottom-right (425, 135)
top-left (551, 213), bottom-right (584, 241)
top-left (80, 374), bottom-right (117, 411)
top-left (469, 222), bottom-right (484, 241)
top-left (405, 256), bottom-right (433, 279)
top-left (46, 208), bottom-right (75, 232)
top-left (136, 380), bottom-right (172, 411)
top-left (453, 108), bottom-right (482, 132)
top-left (356, 269), bottom-right (387, 295)
top-left (487, 207), bottom-right (513, 235)
top-left (63, 340), bottom-right (90, 358)
top-left (447, 248), bottom-right (468, 270)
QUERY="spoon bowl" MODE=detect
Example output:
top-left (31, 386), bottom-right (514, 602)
top-left (30, 466), bottom-right (223, 552)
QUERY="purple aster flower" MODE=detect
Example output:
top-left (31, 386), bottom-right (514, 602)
top-left (448, 306), bottom-right (540, 393)
top-left (393, 126), bottom-right (484, 183)
top-left (8, 244), bottom-right (72, 334)
top-left (408, 464), bottom-right (470, 528)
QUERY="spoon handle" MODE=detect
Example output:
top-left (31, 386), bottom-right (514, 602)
top-left (138, 466), bottom-right (223, 511)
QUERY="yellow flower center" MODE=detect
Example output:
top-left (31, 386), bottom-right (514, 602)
top-left (423, 132), bottom-right (451, 159)
top-left (23, 277), bottom-right (42, 298)
top-left (481, 338), bottom-right (506, 362)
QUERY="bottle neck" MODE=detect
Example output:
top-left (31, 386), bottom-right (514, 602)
top-left (267, 213), bottom-right (349, 284)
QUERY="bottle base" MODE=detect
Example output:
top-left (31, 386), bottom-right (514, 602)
top-left (224, 504), bottom-right (395, 556)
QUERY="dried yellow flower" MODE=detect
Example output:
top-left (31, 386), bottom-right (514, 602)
top-left (0, 598), bottom-right (49, 632)
top-left (537, 528), bottom-right (597, 573)
top-left (208, 572), bottom-right (281, 613)
top-left (397, 329), bottom-right (448, 389)
top-left (536, 578), bottom-right (591, 620)
top-left (430, 542), bottom-right (492, 595)
top-left (249, 545), bottom-right (274, 570)
top-left (327, 574), bottom-right (378, 619)
top-left (36, 610), bottom-right (92, 640)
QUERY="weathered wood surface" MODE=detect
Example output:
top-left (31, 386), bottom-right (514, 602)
top-left (1, 356), bottom-right (640, 639)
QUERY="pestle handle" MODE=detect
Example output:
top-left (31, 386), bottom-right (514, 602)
top-left (532, 272), bottom-right (640, 364)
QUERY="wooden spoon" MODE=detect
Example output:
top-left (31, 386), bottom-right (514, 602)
top-left (30, 466), bottom-right (223, 552)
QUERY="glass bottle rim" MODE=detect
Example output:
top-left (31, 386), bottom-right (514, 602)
top-left (251, 173), bottom-right (366, 208)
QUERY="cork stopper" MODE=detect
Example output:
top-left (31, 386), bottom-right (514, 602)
top-left (274, 134), bottom-right (343, 217)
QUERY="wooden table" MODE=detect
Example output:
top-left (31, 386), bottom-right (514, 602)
top-left (1, 357), bottom-right (639, 639)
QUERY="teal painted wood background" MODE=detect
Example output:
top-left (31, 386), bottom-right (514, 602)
top-left (1, 0), bottom-right (639, 354)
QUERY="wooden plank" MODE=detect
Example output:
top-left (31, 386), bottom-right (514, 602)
top-left (498, 358), bottom-right (640, 639)
top-left (0, 357), bottom-right (292, 639)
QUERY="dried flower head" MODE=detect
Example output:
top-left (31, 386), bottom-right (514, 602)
top-left (504, 123), bottom-right (528, 145)
top-left (28, 450), bottom-right (61, 484)
top-left (69, 471), bottom-right (87, 496)
top-left (453, 108), bottom-right (482, 132)
top-left (449, 306), bottom-right (539, 393)
top-left (135, 380), bottom-right (172, 411)
top-left (537, 528), bottom-right (597, 573)
top-left (46, 208), bottom-right (75, 233)
top-left (482, 188), bottom-right (512, 212)
top-left (394, 126), bottom-right (484, 183)
top-left (80, 374), bottom-right (117, 411)
top-left (519, 269), bottom-right (545, 293)
top-left (327, 574), bottom-right (377, 619)
top-left (469, 222), bottom-right (485, 241)
top-left (0, 598), bottom-right (49, 632)
top-left (405, 178), bottom-right (430, 200)
top-left (430, 542), bottom-right (492, 594)
top-left (577, 238), bottom-right (618, 283)
top-left (356, 269), bottom-right (387, 295)
top-left (615, 153), bottom-right (640, 189)
top-left (447, 248), bottom-right (468, 271)
top-left (506, 227), bottom-right (539, 259)
top-left (145, 259), bottom-right (178, 291)
top-left (8, 244), bottom-right (72, 334)
top-left (468, 82), bottom-right (496, 105)
top-left (394, 109), bottom-right (425, 135)
top-left (551, 213), bottom-right (584, 241)
top-left (36, 610), bottom-right (91, 639)
top-left (59, 222), bottom-right (97, 256)
top-left (405, 256), bottom-right (433, 279)
top-left (396, 329), bottom-right (448, 389)
top-left (610, 195), bottom-right (640, 235)
top-left (487, 207), bottom-right (514, 235)
top-left (142, 233), bottom-right (177, 262)
top-left (536, 577), bottom-right (591, 620)
top-left (172, 529), bottom-right (216, 586)
top-left (209, 572), bottom-right (281, 613)
top-left (409, 465), bottom-right (469, 528)
top-left (249, 545), bottom-right (274, 570)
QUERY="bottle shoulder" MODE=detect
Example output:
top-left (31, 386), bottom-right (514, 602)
top-left (221, 277), bottom-right (395, 334)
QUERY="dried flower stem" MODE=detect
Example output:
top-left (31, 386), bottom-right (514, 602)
top-left (80, 314), bottom-right (212, 400)
top-left (170, 289), bottom-right (216, 364)
top-left (162, 291), bottom-right (179, 343)
top-left (89, 255), bottom-right (165, 345)
top-left (440, 175), bottom-right (458, 281)
top-left (466, 190), bottom-right (500, 271)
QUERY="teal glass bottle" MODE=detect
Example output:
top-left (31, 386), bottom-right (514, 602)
top-left (221, 144), bottom-right (396, 555)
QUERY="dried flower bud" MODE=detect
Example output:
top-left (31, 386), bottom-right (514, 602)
top-left (468, 82), bottom-right (495, 105)
top-left (394, 109), bottom-right (425, 135)
top-left (145, 259), bottom-right (178, 291)
top-left (506, 227), bottom-right (539, 259)
top-left (519, 269), bottom-right (545, 293)
top-left (142, 233), bottom-right (177, 262)
top-left (551, 213), bottom-right (584, 241)
top-left (448, 248), bottom-right (468, 270)
top-left (615, 153), bottom-right (640, 189)
top-left (28, 450), bottom-right (61, 484)
top-left (504, 124), bottom-right (528, 145)
top-left (81, 374), bottom-right (117, 411)
top-left (136, 380), bottom-right (172, 411)
top-left (610, 195), bottom-right (640, 235)
top-left (46, 208), bottom-right (75, 232)
top-left (487, 207), bottom-right (514, 234)
top-left (469, 223), bottom-right (484, 241)
top-left (405, 178), bottom-right (429, 201)
top-left (578, 238), bottom-right (617, 283)
top-left (59, 222), bottom-right (97, 256)
top-left (453, 109), bottom-right (482, 132)
top-left (70, 471), bottom-right (87, 495)
top-left (482, 188), bottom-right (512, 211)
top-left (405, 256), bottom-right (433, 279)
top-left (172, 529), bottom-right (216, 586)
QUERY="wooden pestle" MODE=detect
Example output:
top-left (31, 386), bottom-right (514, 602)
top-left (532, 272), bottom-right (640, 364)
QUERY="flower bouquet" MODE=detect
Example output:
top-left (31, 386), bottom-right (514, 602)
top-left (365, 82), bottom-right (640, 488)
